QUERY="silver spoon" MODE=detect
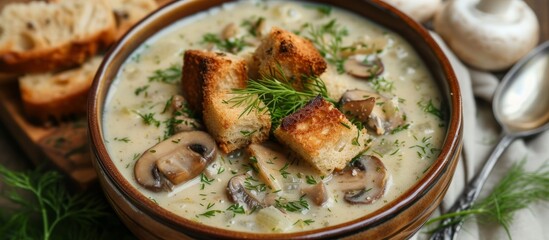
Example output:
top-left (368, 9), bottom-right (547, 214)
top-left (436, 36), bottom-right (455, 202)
top-left (431, 40), bottom-right (549, 240)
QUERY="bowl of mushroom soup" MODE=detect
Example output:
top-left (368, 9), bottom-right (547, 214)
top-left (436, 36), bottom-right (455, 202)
top-left (88, 0), bottom-right (462, 239)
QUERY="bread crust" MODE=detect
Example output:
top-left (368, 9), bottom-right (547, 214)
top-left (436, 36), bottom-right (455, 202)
top-left (19, 56), bottom-right (103, 122)
top-left (182, 50), bottom-right (247, 113)
top-left (274, 96), bottom-right (368, 175)
top-left (0, 30), bottom-right (114, 73)
top-left (0, 0), bottom-right (117, 73)
top-left (252, 27), bottom-right (327, 89)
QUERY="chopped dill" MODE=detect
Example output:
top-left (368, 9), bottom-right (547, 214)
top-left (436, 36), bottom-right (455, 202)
top-left (418, 99), bottom-right (444, 120)
top-left (315, 6), bottom-right (332, 16)
top-left (244, 176), bottom-right (267, 192)
top-left (113, 137), bottom-right (130, 143)
top-left (370, 76), bottom-right (394, 92)
top-left (294, 218), bottom-right (315, 226)
top-left (161, 96), bottom-right (174, 114)
top-left (134, 85), bottom-right (149, 96)
top-left (148, 64), bottom-right (182, 84)
top-left (241, 16), bottom-right (265, 37)
top-left (200, 173), bottom-right (214, 190)
top-left (274, 195), bottom-right (310, 212)
top-left (305, 175), bottom-right (317, 185)
top-left (307, 19), bottom-right (349, 74)
top-left (198, 210), bottom-right (223, 218)
top-left (134, 111), bottom-right (160, 127)
top-left (226, 204), bottom-right (245, 216)
top-left (391, 123), bottom-right (410, 134)
top-left (202, 33), bottom-right (247, 54)
top-left (279, 163), bottom-right (290, 179)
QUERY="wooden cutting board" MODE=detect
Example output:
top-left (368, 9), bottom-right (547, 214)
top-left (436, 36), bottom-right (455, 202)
top-left (0, 80), bottom-right (96, 189)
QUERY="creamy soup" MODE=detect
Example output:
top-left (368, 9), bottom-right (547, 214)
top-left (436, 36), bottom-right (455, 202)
top-left (103, 0), bottom-right (446, 233)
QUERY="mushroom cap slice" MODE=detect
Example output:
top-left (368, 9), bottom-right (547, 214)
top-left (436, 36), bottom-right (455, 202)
top-left (227, 174), bottom-right (266, 211)
top-left (335, 155), bottom-right (388, 204)
top-left (301, 182), bottom-right (329, 206)
top-left (340, 97), bottom-right (376, 124)
top-left (339, 90), bottom-right (406, 135)
top-left (344, 55), bottom-right (384, 79)
top-left (248, 143), bottom-right (286, 191)
top-left (134, 131), bottom-right (217, 192)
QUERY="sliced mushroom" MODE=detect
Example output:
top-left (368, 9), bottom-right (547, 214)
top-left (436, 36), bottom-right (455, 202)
top-left (227, 174), bottom-right (266, 210)
top-left (248, 143), bottom-right (287, 191)
top-left (340, 90), bottom-right (406, 135)
top-left (344, 55), bottom-right (384, 79)
top-left (171, 95), bottom-right (202, 132)
top-left (301, 182), bottom-right (329, 206)
top-left (134, 131), bottom-right (217, 192)
top-left (171, 95), bottom-right (186, 110)
top-left (341, 37), bottom-right (388, 57)
top-left (222, 23), bottom-right (238, 40)
top-left (335, 155), bottom-right (388, 204)
top-left (340, 97), bottom-right (376, 123)
top-left (173, 116), bottom-right (203, 133)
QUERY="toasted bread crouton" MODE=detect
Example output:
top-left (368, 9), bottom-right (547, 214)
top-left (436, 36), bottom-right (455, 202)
top-left (181, 50), bottom-right (247, 113)
top-left (204, 93), bottom-right (271, 153)
top-left (181, 49), bottom-right (271, 153)
top-left (19, 56), bottom-right (103, 122)
top-left (274, 96), bottom-right (368, 175)
top-left (252, 27), bottom-right (327, 89)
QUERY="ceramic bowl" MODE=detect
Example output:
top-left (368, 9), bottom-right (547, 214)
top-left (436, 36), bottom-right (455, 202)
top-left (88, 0), bottom-right (462, 239)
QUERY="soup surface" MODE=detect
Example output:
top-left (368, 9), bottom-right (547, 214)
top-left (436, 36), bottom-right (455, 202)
top-left (103, 0), bottom-right (446, 233)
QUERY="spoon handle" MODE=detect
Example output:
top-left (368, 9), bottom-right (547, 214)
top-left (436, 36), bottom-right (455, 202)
top-left (430, 134), bottom-right (515, 240)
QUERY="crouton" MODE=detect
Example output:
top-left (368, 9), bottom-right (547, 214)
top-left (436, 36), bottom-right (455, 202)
top-left (204, 93), bottom-right (271, 153)
top-left (251, 27), bottom-right (327, 90)
top-left (181, 50), bottom-right (247, 113)
top-left (274, 96), bottom-right (368, 175)
top-left (181, 49), bottom-right (271, 153)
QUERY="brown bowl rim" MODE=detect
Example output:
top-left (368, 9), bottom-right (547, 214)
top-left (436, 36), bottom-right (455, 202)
top-left (88, 0), bottom-right (463, 239)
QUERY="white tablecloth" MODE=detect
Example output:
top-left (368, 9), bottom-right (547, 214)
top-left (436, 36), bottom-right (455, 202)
top-left (413, 34), bottom-right (549, 240)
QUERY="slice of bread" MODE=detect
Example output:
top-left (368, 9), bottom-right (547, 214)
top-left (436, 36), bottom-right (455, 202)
top-left (251, 27), bottom-right (327, 90)
top-left (110, 0), bottom-right (158, 39)
top-left (274, 96), bottom-right (368, 175)
top-left (19, 56), bottom-right (103, 122)
top-left (0, 0), bottom-right (116, 73)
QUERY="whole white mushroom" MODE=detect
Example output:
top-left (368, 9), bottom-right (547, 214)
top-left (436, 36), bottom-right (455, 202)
top-left (382, 0), bottom-right (442, 23)
top-left (434, 0), bottom-right (539, 71)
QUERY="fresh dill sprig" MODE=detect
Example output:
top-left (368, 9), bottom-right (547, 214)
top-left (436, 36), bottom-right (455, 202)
top-left (307, 19), bottom-right (349, 74)
top-left (426, 161), bottom-right (549, 239)
top-left (0, 165), bottom-right (133, 240)
top-left (227, 66), bottom-right (335, 127)
top-left (148, 64), bottom-right (182, 84)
